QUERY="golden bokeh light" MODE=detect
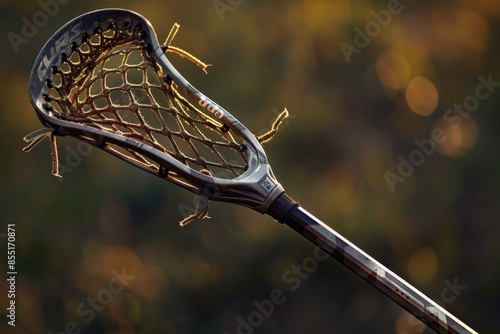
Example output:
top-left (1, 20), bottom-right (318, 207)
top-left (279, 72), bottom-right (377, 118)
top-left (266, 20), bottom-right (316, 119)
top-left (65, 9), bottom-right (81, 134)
top-left (456, 10), bottom-right (489, 52)
top-left (431, 6), bottom-right (460, 43)
top-left (406, 76), bottom-right (439, 116)
top-left (465, 0), bottom-right (500, 17)
top-left (431, 6), bottom-right (489, 53)
top-left (407, 247), bottom-right (438, 284)
top-left (376, 49), bottom-right (411, 90)
top-left (287, 0), bottom-right (351, 31)
top-left (434, 117), bottom-right (479, 158)
top-left (104, 247), bottom-right (144, 280)
top-left (135, 265), bottom-right (169, 301)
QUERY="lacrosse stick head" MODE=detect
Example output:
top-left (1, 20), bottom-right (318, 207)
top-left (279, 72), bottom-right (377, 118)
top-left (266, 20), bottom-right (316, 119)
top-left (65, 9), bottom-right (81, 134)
top-left (28, 8), bottom-right (284, 213)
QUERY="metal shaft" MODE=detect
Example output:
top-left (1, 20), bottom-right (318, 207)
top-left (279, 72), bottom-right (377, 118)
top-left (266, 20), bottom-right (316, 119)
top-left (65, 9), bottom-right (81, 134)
top-left (275, 203), bottom-right (476, 334)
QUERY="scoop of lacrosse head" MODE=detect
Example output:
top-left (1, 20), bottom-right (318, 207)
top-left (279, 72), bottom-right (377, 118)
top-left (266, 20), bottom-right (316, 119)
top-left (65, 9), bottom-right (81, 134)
top-left (28, 8), bottom-right (288, 215)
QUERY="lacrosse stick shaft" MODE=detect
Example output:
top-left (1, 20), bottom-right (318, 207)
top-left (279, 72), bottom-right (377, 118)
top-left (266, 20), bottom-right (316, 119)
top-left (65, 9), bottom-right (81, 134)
top-left (277, 205), bottom-right (476, 334)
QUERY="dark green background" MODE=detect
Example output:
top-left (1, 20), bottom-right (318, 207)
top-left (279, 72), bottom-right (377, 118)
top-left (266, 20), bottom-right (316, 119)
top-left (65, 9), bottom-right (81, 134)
top-left (0, 0), bottom-right (498, 333)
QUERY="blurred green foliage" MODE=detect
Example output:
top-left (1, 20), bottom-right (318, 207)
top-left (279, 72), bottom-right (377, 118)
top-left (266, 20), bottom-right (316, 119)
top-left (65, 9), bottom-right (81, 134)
top-left (0, 0), bottom-right (498, 333)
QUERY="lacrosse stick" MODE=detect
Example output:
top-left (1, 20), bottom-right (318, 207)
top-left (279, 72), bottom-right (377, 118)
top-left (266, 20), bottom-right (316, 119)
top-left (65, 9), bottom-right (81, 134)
top-left (25, 9), bottom-right (476, 334)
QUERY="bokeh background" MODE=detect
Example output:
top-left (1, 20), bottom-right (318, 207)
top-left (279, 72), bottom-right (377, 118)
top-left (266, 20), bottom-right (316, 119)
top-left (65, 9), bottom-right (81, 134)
top-left (0, 0), bottom-right (498, 333)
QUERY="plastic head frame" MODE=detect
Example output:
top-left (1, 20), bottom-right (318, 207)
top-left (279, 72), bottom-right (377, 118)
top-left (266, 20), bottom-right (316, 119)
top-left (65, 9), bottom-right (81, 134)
top-left (28, 9), bottom-right (284, 213)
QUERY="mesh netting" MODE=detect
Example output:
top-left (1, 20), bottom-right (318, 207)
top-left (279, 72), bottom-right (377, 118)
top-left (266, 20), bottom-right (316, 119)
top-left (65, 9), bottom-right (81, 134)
top-left (41, 22), bottom-right (247, 178)
top-left (25, 18), bottom-right (290, 225)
